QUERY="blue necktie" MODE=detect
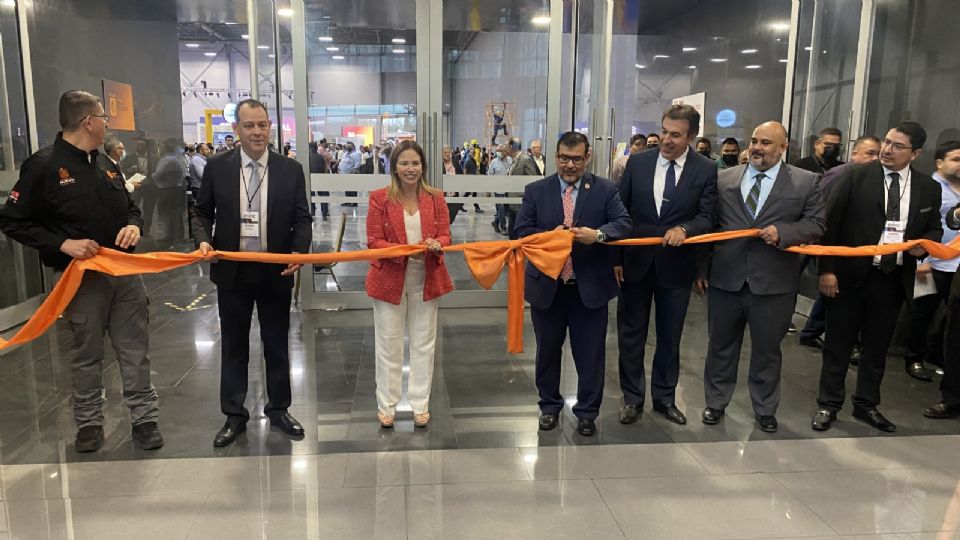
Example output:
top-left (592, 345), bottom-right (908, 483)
top-left (662, 160), bottom-right (677, 214)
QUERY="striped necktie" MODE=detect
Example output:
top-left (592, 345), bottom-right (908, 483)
top-left (745, 173), bottom-right (766, 218)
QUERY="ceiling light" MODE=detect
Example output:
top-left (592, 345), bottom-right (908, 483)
top-left (741, 48), bottom-right (758, 54)
top-left (779, 58), bottom-right (789, 63)
top-left (768, 21), bottom-right (791, 31)
top-left (326, 46), bottom-right (339, 51)
top-left (332, 55), bottom-right (345, 60)
top-left (277, 8), bottom-right (294, 17)
top-left (710, 58), bottom-right (727, 63)
top-left (257, 45), bottom-right (269, 49)
top-left (654, 54), bottom-right (670, 59)
top-left (531, 15), bottom-right (551, 25)
top-left (204, 52), bottom-right (217, 57)
top-left (392, 38), bottom-right (406, 44)
top-left (745, 65), bottom-right (762, 69)
top-left (688, 65), bottom-right (696, 69)
top-left (224, 22), bottom-right (236, 25)
top-left (318, 36), bottom-right (333, 42)
top-left (682, 47), bottom-right (697, 52)
top-left (804, 46), bottom-right (812, 51)
top-left (635, 64), bottom-right (646, 69)
top-left (241, 34), bottom-right (249, 39)
top-left (392, 49), bottom-right (405, 54)
top-left (185, 43), bottom-right (200, 48)
top-left (268, 54), bottom-right (275, 58)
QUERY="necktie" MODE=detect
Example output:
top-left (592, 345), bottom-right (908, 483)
top-left (560, 184), bottom-right (575, 282)
top-left (661, 160), bottom-right (677, 214)
top-left (243, 161), bottom-right (262, 252)
top-left (745, 173), bottom-right (766, 218)
top-left (879, 172), bottom-right (901, 273)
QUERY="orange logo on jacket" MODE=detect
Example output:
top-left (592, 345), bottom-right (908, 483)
top-left (105, 170), bottom-right (119, 180)
top-left (58, 167), bottom-right (75, 186)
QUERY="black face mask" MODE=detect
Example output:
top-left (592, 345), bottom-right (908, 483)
top-left (721, 154), bottom-right (739, 166)
top-left (822, 145), bottom-right (841, 163)
top-left (698, 149), bottom-right (712, 157)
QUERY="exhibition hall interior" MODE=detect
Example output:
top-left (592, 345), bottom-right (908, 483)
top-left (1, 0), bottom-right (960, 538)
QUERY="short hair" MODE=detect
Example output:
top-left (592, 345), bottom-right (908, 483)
top-left (818, 127), bottom-right (843, 139)
top-left (662, 104), bottom-right (701, 137)
top-left (629, 134), bottom-right (645, 146)
top-left (103, 135), bottom-right (122, 155)
top-left (235, 99), bottom-right (269, 121)
top-left (696, 137), bottom-right (712, 147)
top-left (224, 134), bottom-right (234, 140)
top-left (935, 140), bottom-right (960, 161)
top-left (646, 133), bottom-right (661, 142)
top-left (309, 141), bottom-right (318, 152)
top-left (893, 121), bottom-right (927, 150)
top-left (853, 135), bottom-right (880, 148)
top-left (59, 90), bottom-right (102, 130)
top-left (721, 137), bottom-right (739, 147)
top-left (556, 131), bottom-right (590, 153)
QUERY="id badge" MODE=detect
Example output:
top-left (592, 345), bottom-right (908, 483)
top-left (241, 211), bottom-right (260, 238)
top-left (882, 220), bottom-right (905, 244)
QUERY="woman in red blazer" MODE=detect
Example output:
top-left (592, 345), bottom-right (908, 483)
top-left (366, 140), bottom-right (454, 428)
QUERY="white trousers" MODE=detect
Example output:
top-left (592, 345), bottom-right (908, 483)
top-left (372, 262), bottom-right (439, 415)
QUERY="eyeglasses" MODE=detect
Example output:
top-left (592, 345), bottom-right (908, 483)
top-left (87, 114), bottom-right (110, 124)
top-left (882, 139), bottom-right (913, 152)
top-left (557, 154), bottom-right (586, 165)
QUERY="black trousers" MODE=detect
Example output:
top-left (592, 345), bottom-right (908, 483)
top-left (217, 263), bottom-right (293, 424)
top-left (941, 286), bottom-right (960, 405)
top-left (531, 283), bottom-right (608, 420)
top-left (818, 267), bottom-right (905, 412)
top-left (617, 266), bottom-right (692, 407)
top-left (905, 269), bottom-right (953, 367)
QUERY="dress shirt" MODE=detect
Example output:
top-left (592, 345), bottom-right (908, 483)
top-left (239, 148), bottom-right (269, 252)
top-left (740, 160), bottom-right (783, 217)
top-left (534, 155), bottom-right (545, 175)
top-left (558, 176), bottom-right (582, 210)
top-left (488, 156), bottom-right (512, 176)
top-left (923, 173), bottom-right (960, 272)
top-left (873, 164), bottom-right (911, 266)
top-left (654, 147), bottom-right (689, 215)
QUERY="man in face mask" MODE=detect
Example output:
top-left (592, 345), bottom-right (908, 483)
top-left (795, 127), bottom-right (845, 175)
top-left (696, 137), bottom-right (715, 160)
top-left (717, 137), bottom-right (741, 169)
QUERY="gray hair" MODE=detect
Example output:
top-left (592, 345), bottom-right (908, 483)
top-left (103, 135), bottom-right (122, 155)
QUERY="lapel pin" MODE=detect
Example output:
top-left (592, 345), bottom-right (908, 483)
top-left (584, 183), bottom-right (591, 190)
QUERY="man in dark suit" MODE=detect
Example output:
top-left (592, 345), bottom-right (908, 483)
top-left (794, 127), bottom-right (845, 175)
top-left (615, 104), bottom-right (718, 426)
top-left (192, 99), bottom-right (313, 447)
top-left (813, 121), bottom-right (942, 433)
top-left (515, 131), bottom-right (632, 436)
top-left (698, 121), bottom-right (825, 433)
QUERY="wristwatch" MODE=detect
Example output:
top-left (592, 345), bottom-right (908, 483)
top-left (595, 229), bottom-right (606, 243)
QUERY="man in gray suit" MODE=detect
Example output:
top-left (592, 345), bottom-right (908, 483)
top-left (696, 121), bottom-right (825, 433)
top-left (505, 137), bottom-right (544, 237)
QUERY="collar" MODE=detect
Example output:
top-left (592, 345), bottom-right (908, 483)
top-left (657, 146), bottom-right (690, 168)
top-left (55, 132), bottom-right (99, 162)
top-left (747, 160), bottom-right (783, 181)
top-left (240, 147), bottom-right (269, 169)
top-left (882, 163), bottom-right (910, 179)
top-left (107, 154), bottom-right (119, 166)
top-left (559, 176), bottom-right (583, 192)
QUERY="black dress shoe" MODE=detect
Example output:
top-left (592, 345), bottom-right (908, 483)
top-left (906, 362), bottom-right (934, 382)
top-left (75, 425), bottom-right (104, 453)
top-left (853, 407), bottom-right (896, 432)
top-left (269, 412), bottom-right (305, 437)
top-left (653, 403), bottom-right (687, 425)
top-left (756, 415), bottom-right (778, 433)
top-left (701, 407), bottom-right (724, 425)
top-left (492, 221), bottom-right (501, 233)
top-left (577, 418), bottom-right (596, 436)
top-left (538, 412), bottom-right (559, 431)
top-left (213, 422), bottom-right (246, 447)
top-left (923, 402), bottom-right (960, 419)
top-left (799, 336), bottom-right (825, 349)
top-left (811, 409), bottom-right (836, 431)
top-left (132, 421), bottom-right (164, 450)
top-left (619, 404), bottom-right (642, 424)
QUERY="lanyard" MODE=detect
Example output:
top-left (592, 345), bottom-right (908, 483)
top-left (240, 162), bottom-right (264, 210)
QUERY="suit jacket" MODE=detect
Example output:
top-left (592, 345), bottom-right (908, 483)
top-left (618, 147), bottom-right (718, 287)
top-left (515, 173), bottom-right (632, 310)
top-left (95, 153), bottom-right (124, 181)
top-left (510, 153), bottom-right (542, 177)
top-left (190, 148), bottom-right (312, 290)
top-left (702, 163), bottom-right (825, 295)
top-left (819, 161), bottom-right (942, 296)
top-left (365, 187), bottom-right (454, 304)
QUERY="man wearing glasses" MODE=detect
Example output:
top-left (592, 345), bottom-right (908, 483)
top-left (515, 131), bottom-right (631, 436)
top-left (0, 90), bottom-right (162, 453)
top-left (813, 121), bottom-right (942, 433)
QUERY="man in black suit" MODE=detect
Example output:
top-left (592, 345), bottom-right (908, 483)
top-left (615, 104), bottom-right (718, 425)
top-left (813, 121), bottom-right (942, 433)
top-left (794, 127), bottom-right (845, 175)
top-left (192, 99), bottom-right (313, 447)
top-left (515, 131), bottom-right (632, 436)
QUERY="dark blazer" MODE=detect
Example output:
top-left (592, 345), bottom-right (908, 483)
top-left (191, 148), bottom-right (313, 289)
top-left (703, 163), bottom-right (825, 295)
top-left (95, 153), bottom-right (125, 182)
top-left (618, 147), bottom-right (718, 287)
top-left (819, 161), bottom-right (942, 296)
top-left (515, 173), bottom-right (632, 310)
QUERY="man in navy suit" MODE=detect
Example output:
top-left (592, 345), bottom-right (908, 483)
top-left (614, 104), bottom-right (718, 426)
top-left (515, 131), bottom-right (632, 436)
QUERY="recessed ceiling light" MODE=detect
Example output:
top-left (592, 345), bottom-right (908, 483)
top-left (654, 54), bottom-right (670, 59)
top-left (277, 8), bottom-right (293, 17)
top-left (779, 58), bottom-right (789, 63)
top-left (392, 38), bottom-right (406, 44)
top-left (804, 46), bottom-right (812, 51)
top-left (688, 65), bottom-right (696, 69)
top-left (710, 58), bottom-right (727, 63)
top-left (326, 46), bottom-right (339, 52)
top-left (635, 64), bottom-right (646, 69)
top-left (745, 65), bottom-right (762, 69)
top-left (185, 43), bottom-right (200, 48)
top-left (204, 52), bottom-right (217, 57)
top-left (741, 48), bottom-right (758, 54)
top-left (332, 55), bottom-right (344, 60)
top-left (257, 45), bottom-right (269, 49)
top-left (318, 36), bottom-right (333, 42)
top-left (531, 15), bottom-right (551, 25)
top-left (224, 22), bottom-right (236, 25)
top-left (268, 54), bottom-right (275, 58)
top-left (241, 34), bottom-right (249, 39)
top-left (769, 22), bottom-right (791, 31)
top-left (682, 47), bottom-right (697, 52)
top-left (392, 49), bottom-right (405, 54)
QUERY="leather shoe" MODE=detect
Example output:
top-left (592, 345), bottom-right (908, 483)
top-left (75, 425), bottom-right (104, 453)
top-left (906, 362), bottom-right (934, 382)
top-left (923, 402), bottom-right (960, 419)
top-left (269, 412), bottom-right (305, 437)
top-left (701, 407), bottom-right (724, 425)
top-left (653, 403), bottom-right (687, 425)
top-left (213, 421), bottom-right (246, 447)
top-left (811, 409), bottom-right (836, 431)
top-left (619, 404), bottom-right (642, 424)
top-left (853, 407), bottom-right (896, 432)
top-left (538, 412), bottom-right (559, 431)
top-left (132, 421), bottom-right (164, 450)
top-left (577, 418), bottom-right (596, 436)
top-left (755, 415), bottom-right (778, 433)
top-left (799, 336), bottom-right (824, 349)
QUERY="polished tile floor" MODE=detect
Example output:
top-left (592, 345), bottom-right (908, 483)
top-left (1, 206), bottom-right (959, 538)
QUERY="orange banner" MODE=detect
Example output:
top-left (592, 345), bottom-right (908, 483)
top-left (4, 228), bottom-right (960, 356)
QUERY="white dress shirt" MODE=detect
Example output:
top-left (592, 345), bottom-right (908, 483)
top-left (873, 164), bottom-right (911, 266)
top-left (239, 148), bottom-right (269, 252)
top-left (653, 147), bottom-right (689, 215)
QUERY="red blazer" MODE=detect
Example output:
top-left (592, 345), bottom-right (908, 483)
top-left (365, 187), bottom-right (454, 304)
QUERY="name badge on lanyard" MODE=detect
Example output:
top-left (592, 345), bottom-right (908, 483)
top-left (240, 162), bottom-right (264, 238)
top-left (882, 220), bottom-right (905, 244)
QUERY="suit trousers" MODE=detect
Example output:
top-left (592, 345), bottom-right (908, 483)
top-left (703, 284), bottom-right (795, 416)
top-left (531, 283), bottom-right (608, 420)
top-left (217, 263), bottom-right (293, 424)
top-left (817, 267), bottom-right (905, 412)
top-left (372, 261), bottom-right (439, 415)
top-left (940, 290), bottom-right (960, 406)
top-left (905, 269), bottom-right (953, 367)
top-left (60, 272), bottom-right (158, 428)
top-left (617, 266), bottom-right (692, 407)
